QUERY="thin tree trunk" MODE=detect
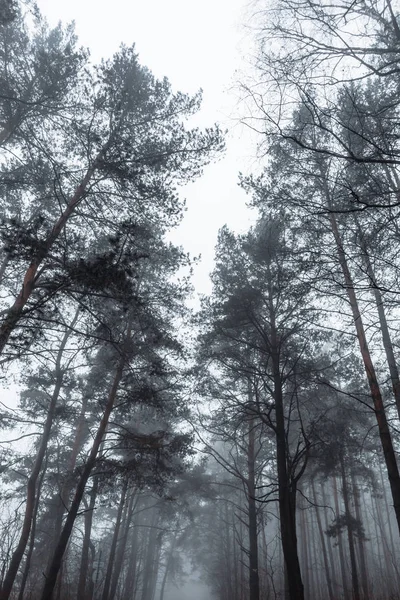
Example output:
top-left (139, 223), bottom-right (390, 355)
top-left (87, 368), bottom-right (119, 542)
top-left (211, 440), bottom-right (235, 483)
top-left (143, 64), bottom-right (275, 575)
top-left (101, 479), bottom-right (128, 600)
top-left (158, 531), bottom-right (177, 600)
top-left (329, 212), bottom-right (400, 533)
top-left (311, 478), bottom-right (334, 600)
top-left (0, 254), bottom-right (10, 286)
top-left (123, 511), bottom-right (139, 599)
top-left (320, 482), bottom-right (339, 599)
top-left (357, 227), bottom-right (400, 421)
top-left (350, 472), bottom-right (369, 600)
top-left (141, 508), bottom-right (160, 600)
top-left (260, 512), bottom-right (269, 599)
top-left (0, 313), bottom-right (78, 600)
top-left (379, 460), bottom-right (400, 574)
top-left (49, 394), bottom-right (89, 574)
top-left (17, 455), bottom-right (47, 600)
top-left (247, 415), bottom-right (260, 600)
top-left (269, 290), bottom-right (304, 600)
top-left (374, 489), bottom-right (399, 587)
top-left (76, 476), bottom-right (99, 600)
top-left (339, 457), bottom-right (360, 600)
top-left (223, 500), bottom-right (234, 600)
top-left (310, 501), bottom-right (322, 600)
top-left (108, 489), bottom-right (137, 600)
top-left (40, 356), bottom-right (125, 600)
top-left (370, 491), bottom-right (385, 590)
top-left (149, 531), bottom-right (163, 600)
top-left (333, 476), bottom-right (350, 600)
top-left (299, 493), bottom-right (310, 598)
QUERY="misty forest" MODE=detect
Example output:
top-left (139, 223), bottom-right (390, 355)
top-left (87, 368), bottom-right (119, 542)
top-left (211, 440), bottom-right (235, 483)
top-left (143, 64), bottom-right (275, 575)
top-left (5, 1), bottom-right (400, 599)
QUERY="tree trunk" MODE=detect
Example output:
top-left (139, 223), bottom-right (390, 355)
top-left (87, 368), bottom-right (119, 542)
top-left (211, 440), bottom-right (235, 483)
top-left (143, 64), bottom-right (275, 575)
top-left (332, 476), bottom-right (350, 600)
top-left (269, 292), bottom-right (304, 600)
top-left (108, 489), bottom-right (137, 600)
top-left (339, 456), bottom-right (360, 600)
top-left (329, 212), bottom-right (400, 533)
top-left (141, 508), bottom-right (161, 600)
top-left (298, 492), bottom-right (310, 598)
top-left (357, 226), bottom-right (400, 421)
top-left (247, 415), bottom-right (260, 600)
top-left (123, 511), bottom-right (140, 599)
top-left (101, 479), bottom-right (128, 600)
top-left (40, 357), bottom-right (125, 600)
top-left (320, 482), bottom-right (339, 599)
top-left (0, 314), bottom-right (77, 600)
top-left (350, 472), bottom-right (369, 600)
top-left (17, 455), bottom-right (47, 600)
top-left (311, 478), bottom-right (334, 600)
top-left (48, 394), bottom-right (89, 574)
top-left (76, 476), bottom-right (99, 600)
top-left (378, 462), bottom-right (400, 588)
top-left (274, 382), bottom-right (303, 600)
top-left (374, 489), bottom-right (399, 588)
top-left (159, 532), bottom-right (177, 600)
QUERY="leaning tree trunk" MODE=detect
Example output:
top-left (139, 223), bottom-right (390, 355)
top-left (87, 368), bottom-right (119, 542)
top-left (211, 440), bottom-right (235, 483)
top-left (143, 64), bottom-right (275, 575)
top-left (329, 212), bottom-right (400, 534)
top-left (0, 313), bottom-right (78, 600)
top-left (40, 357), bottom-right (125, 600)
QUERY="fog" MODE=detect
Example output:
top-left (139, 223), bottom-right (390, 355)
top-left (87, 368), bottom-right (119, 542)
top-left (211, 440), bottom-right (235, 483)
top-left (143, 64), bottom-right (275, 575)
top-left (1, 1), bottom-right (400, 600)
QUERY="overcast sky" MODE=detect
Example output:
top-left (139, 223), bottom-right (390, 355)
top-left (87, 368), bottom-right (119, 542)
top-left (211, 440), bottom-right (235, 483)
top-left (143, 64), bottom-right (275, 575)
top-left (36, 0), bottom-right (259, 296)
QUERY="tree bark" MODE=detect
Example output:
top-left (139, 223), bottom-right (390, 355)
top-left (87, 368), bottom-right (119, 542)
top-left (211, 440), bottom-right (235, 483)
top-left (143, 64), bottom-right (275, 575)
top-left (40, 356), bottom-right (125, 600)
